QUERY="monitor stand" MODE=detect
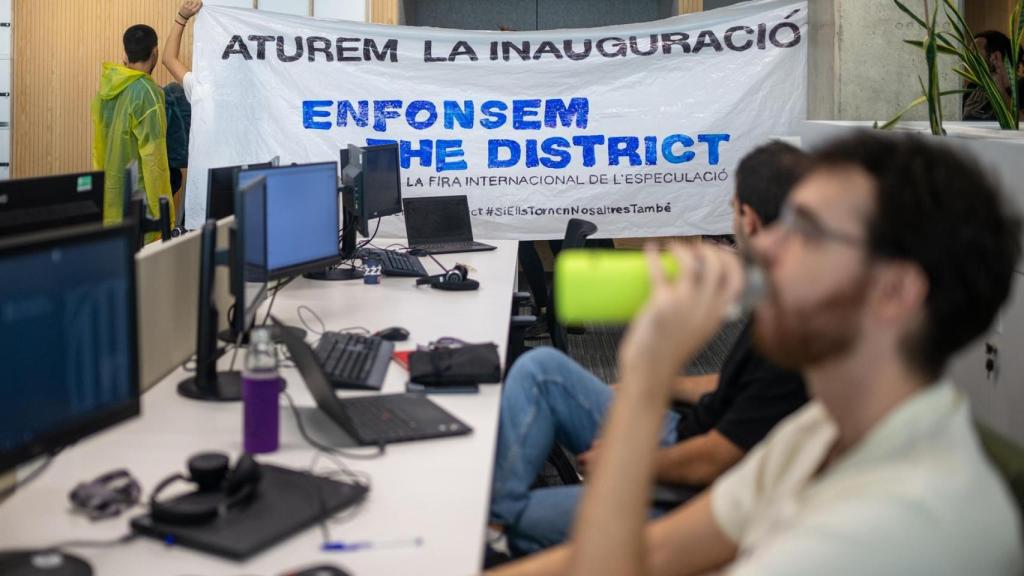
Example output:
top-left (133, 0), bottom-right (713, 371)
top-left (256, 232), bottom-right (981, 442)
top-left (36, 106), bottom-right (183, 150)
top-left (303, 209), bottom-right (364, 282)
top-left (177, 371), bottom-right (242, 402)
top-left (303, 265), bottom-right (363, 282)
top-left (0, 550), bottom-right (92, 576)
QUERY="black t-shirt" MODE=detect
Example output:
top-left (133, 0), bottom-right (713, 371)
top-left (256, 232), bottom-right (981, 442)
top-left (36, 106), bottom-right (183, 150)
top-left (675, 319), bottom-right (807, 451)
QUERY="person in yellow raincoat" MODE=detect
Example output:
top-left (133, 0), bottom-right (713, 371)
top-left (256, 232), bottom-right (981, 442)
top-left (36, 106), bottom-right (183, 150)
top-left (92, 24), bottom-right (175, 234)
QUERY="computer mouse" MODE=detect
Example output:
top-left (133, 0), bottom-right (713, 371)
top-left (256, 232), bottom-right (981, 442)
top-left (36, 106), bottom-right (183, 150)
top-left (282, 564), bottom-right (351, 576)
top-left (375, 326), bottom-right (410, 342)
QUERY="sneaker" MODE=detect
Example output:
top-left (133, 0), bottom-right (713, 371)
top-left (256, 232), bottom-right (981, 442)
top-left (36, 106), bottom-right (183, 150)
top-left (484, 527), bottom-right (512, 569)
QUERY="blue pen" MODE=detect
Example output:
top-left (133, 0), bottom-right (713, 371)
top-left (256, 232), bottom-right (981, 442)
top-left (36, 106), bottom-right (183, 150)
top-left (322, 537), bottom-right (424, 552)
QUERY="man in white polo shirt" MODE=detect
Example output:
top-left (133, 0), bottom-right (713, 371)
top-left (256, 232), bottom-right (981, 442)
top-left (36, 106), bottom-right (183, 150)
top-left (489, 131), bottom-right (1023, 576)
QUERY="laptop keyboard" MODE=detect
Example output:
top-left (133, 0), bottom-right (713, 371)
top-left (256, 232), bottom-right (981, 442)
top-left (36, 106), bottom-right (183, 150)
top-left (340, 394), bottom-right (470, 444)
top-left (417, 241), bottom-right (485, 252)
top-left (314, 332), bottom-right (391, 390)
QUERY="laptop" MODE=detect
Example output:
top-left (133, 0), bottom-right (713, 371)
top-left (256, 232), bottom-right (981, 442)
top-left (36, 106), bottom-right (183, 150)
top-left (276, 321), bottom-right (473, 445)
top-left (403, 195), bottom-right (496, 254)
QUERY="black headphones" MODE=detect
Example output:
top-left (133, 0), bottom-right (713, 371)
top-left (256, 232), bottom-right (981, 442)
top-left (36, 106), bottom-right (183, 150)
top-left (149, 452), bottom-right (262, 525)
top-left (415, 264), bottom-right (479, 291)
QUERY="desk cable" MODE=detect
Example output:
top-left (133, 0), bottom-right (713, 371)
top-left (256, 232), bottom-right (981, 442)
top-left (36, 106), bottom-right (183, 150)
top-left (332, 218), bottom-right (382, 271)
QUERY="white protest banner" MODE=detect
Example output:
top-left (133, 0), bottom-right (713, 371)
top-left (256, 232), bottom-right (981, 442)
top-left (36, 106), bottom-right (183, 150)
top-left (186, 0), bottom-right (807, 238)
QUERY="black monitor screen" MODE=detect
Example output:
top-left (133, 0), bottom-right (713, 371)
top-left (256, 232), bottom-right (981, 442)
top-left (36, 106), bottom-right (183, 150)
top-left (207, 162), bottom-right (272, 221)
top-left (234, 176), bottom-right (268, 336)
top-left (0, 172), bottom-right (104, 239)
top-left (403, 195), bottom-right (473, 245)
top-left (0, 225), bottom-right (139, 473)
top-left (237, 162), bottom-right (339, 278)
top-left (361, 144), bottom-right (402, 221)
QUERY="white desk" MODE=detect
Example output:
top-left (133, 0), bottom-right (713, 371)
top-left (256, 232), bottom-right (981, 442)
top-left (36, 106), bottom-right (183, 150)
top-left (0, 240), bottom-right (518, 576)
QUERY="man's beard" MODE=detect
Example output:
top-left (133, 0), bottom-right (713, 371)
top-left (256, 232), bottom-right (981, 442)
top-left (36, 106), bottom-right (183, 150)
top-left (752, 270), bottom-right (871, 371)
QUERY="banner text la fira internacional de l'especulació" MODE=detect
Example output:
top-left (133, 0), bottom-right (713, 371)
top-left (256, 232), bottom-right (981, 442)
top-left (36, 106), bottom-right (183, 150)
top-left (185, 0), bottom-right (807, 238)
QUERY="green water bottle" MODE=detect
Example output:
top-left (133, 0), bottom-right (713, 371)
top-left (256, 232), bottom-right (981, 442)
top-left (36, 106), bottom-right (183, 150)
top-left (553, 249), bottom-right (763, 325)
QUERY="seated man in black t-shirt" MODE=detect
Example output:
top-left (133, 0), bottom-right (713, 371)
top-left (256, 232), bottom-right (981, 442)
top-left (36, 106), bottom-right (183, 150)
top-left (489, 142), bottom-right (811, 557)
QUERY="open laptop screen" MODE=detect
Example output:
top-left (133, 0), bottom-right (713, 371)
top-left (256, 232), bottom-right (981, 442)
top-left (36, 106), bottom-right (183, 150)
top-left (403, 195), bottom-right (474, 246)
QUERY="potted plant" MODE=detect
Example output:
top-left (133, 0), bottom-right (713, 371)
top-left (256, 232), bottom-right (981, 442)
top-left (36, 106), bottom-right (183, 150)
top-left (880, 0), bottom-right (1023, 134)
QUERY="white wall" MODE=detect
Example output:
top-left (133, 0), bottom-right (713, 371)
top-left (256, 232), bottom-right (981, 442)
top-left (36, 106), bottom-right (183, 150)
top-left (214, 0), bottom-right (369, 21)
top-left (257, 0), bottom-right (311, 16)
top-left (204, 0), bottom-right (256, 7)
top-left (313, 0), bottom-right (367, 22)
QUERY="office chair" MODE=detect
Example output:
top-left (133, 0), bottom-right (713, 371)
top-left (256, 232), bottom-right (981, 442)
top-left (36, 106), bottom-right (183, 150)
top-left (507, 292), bottom-right (537, 374)
top-left (547, 218), bottom-right (598, 353)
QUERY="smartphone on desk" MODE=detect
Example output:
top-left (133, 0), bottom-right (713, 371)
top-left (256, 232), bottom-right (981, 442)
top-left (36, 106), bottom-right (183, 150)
top-left (406, 380), bottom-right (479, 394)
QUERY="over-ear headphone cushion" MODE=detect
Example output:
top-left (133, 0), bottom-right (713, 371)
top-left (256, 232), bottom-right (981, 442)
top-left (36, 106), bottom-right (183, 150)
top-left (223, 454), bottom-right (261, 506)
top-left (150, 454), bottom-right (262, 526)
top-left (149, 473), bottom-right (222, 525)
top-left (188, 452), bottom-right (231, 492)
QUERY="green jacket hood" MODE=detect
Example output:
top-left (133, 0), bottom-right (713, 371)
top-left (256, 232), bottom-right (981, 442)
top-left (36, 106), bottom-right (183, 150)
top-left (98, 63), bottom-right (148, 100)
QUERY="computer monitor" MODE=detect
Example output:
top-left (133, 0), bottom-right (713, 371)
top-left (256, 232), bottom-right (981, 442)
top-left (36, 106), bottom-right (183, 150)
top-left (224, 176), bottom-right (269, 343)
top-left (0, 223), bottom-right (139, 474)
top-left (0, 171), bottom-right (104, 239)
top-left (177, 219), bottom-right (242, 401)
top-left (206, 161), bottom-right (273, 221)
top-left (341, 143), bottom-right (402, 237)
top-left (236, 162), bottom-right (340, 280)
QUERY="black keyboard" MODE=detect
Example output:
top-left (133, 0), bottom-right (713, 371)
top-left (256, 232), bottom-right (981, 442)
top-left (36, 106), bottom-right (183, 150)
top-left (314, 332), bottom-right (395, 391)
top-left (338, 394), bottom-right (472, 444)
top-left (362, 249), bottom-right (428, 277)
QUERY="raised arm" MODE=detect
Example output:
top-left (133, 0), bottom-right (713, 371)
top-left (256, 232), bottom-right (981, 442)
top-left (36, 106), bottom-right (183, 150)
top-left (163, 0), bottom-right (202, 84)
top-left (567, 244), bottom-right (743, 576)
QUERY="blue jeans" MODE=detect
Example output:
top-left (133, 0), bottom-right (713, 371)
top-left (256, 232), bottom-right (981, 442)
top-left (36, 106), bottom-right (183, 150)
top-left (490, 347), bottom-right (680, 555)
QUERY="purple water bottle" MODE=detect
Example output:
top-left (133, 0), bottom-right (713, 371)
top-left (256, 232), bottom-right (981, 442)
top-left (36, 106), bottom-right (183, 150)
top-left (243, 328), bottom-right (280, 453)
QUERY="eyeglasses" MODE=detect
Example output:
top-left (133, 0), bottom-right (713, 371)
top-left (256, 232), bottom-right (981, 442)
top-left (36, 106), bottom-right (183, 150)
top-left (775, 204), bottom-right (864, 247)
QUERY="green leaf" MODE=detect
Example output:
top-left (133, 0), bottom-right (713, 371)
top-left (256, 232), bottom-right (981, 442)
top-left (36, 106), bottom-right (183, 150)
top-left (878, 94), bottom-right (929, 130)
top-left (893, 0), bottom-right (928, 30)
top-left (903, 38), bottom-right (958, 55)
top-left (876, 90), bottom-right (968, 131)
top-left (952, 67), bottom-right (980, 85)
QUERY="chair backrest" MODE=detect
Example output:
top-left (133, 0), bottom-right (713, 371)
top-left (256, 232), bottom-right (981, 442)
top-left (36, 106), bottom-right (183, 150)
top-left (976, 423), bottom-right (1024, 517)
top-left (549, 218), bottom-right (598, 352)
top-left (563, 218), bottom-right (598, 251)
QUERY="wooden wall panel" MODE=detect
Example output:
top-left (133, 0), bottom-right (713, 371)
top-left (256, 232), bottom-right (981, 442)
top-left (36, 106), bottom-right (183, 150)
top-left (13, 0), bottom-right (196, 178)
top-left (677, 0), bottom-right (702, 14)
top-left (966, 0), bottom-right (1015, 38)
top-left (369, 0), bottom-right (399, 24)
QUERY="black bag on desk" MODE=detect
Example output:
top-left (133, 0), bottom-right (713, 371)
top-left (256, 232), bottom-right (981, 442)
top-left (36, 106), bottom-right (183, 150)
top-left (409, 343), bottom-right (501, 386)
